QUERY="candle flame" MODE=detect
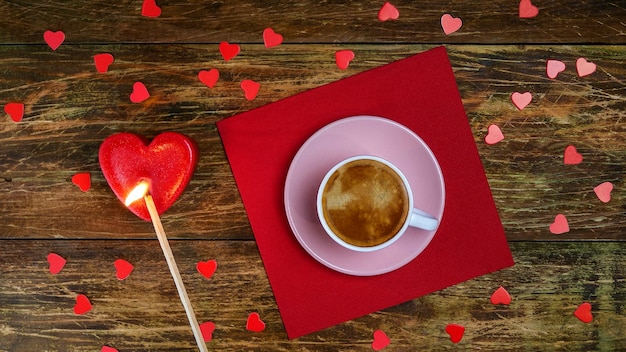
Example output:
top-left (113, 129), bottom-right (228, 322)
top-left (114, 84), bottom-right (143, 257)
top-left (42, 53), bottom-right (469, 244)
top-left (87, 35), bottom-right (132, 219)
top-left (125, 181), bottom-right (149, 206)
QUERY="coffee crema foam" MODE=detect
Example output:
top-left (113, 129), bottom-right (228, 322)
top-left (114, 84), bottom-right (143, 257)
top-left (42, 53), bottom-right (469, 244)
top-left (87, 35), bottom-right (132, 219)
top-left (321, 159), bottom-right (409, 247)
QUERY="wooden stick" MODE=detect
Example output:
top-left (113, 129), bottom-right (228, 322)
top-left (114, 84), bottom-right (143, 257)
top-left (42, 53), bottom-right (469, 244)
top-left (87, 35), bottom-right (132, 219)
top-left (144, 194), bottom-right (208, 352)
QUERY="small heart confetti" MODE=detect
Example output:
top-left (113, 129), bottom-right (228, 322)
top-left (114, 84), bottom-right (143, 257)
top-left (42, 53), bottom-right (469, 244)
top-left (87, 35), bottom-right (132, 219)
top-left (445, 324), bottom-right (465, 343)
top-left (44, 30), bottom-right (65, 50)
top-left (490, 286), bottom-right (512, 305)
top-left (240, 80), bottom-right (261, 101)
top-left (263, 28), bottom-right (283, 48)
top-left (130, 82), bottom-right (150, 103)
top-left (198, 69), bottom-right (219, 88)
top-left (47, 253), bottom-right (66, 275)
top-left (246, 312), bottom-right (266, 332)
top-left (546, 59), bottom-right (566, 79)
top-left (563, 145), bottom-right (583, 165)
top-left (371, 329), bottom-right (391, 351)
top-left (4, 102), bottom-right (24, 122)
top-left (519, 0), bottom-right (539, 18)
top-left (71, 172), bottom-right (91, 192)
top-left (142, 0), bottom-right (162, 17)
top-left (94, 53), bottom-right (114, 73)
top-left (511, 91), bottom-right (532, 110)
top-left (219, 41), bottom-right (240, 61)
top-left (114, 259), bottom-right (134, 280)
top-left (576, 57), bottom-right (596, 77)
top-left (196, 259), bottom-right (217, 279)
top-left (441, 14), bottom-right (462, 35)
top-left (549, 214), bottom-right (569, 234)
top-left (593, 182), bottom-right (613, 203)
top-left (101, 346), bottom-right (119, 352)
top-left (378, 2), bottom-right (399, 21)
top-left (335, 50), bottom-right (355, 70)
top-left (200, 321), bottom-right (215, 342)
top-left (74, 294), bottom-right (93, 315)
top-left (485, 124), bottom-right (504, 145)
top-left (574, 302), bottom-right (593, 323)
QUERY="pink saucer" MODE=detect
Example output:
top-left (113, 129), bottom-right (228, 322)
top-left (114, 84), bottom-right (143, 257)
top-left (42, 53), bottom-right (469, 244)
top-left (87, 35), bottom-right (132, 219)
top-left (284, 116), bottom-right (445, 276)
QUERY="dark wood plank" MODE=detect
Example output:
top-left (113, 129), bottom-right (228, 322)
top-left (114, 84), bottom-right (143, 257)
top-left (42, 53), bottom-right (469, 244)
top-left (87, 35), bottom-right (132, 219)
top-left (1, 44), bottom-right (624, 241)
top-left (0, 240), bottom-right (624, 351)
top-left (0, 1), bottom-right (624, 44)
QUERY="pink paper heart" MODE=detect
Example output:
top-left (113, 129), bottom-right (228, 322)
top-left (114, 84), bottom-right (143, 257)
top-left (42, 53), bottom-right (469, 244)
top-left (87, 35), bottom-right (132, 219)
top-left (47, 253), bottom-right (66, 275)
top-left (576, 57), bottom-right (596, 77)
top-left (490, 286), bottom-right (512, 305)
top-left (335, 50), bottom-right (355, 70)
top-left (219, 41), bottom-right (240, 61)
top-left (441, 14), bottom-right (462, 35)
top-left (130, 82), bottom-right (150, 103)
top-left (44, 30), bottom-right (65, 50)
top-left (549, 214), bottom-right (569, 234)
top-left (94, 53), bottom-right (114, 73)
top-left (574, 302), bottom-right (593, 323)
top-left (200, 321), bottom-right (215, 342)
top-left (485, 124), bottom-right (504, 145)
top-left (563, 145), bottom-right (583, 165)
top-left (241, 80), bottom-right (260, 101)
top-left (114, 259), bottom-right (134, 280)
top-left (371, 329), bottom-right (391, 350)
top-left (198, 69), bottom-right (219, 88)
top-left (72, 172), bottom-right (91, 192)
top-left (593, 182), bottom-right (613, 203)
top-left (263, 28), bottom-right (283, 48)
top-left (546, 59), bottom-right (566, 79)
top-left (246, 312), bottom-right (266, 332)
top-left (4, 102), bottom-right (24, 122)
top-left (378, 2), bottom-right (399, 21)
top-left (511, 91), bottom-right (532, 110)
top-left (519, 0), bottom-right (539, 18)
top-left (196, 259), bottom-right (217, 279)
top-left (141, 0), bottom-right (162, 17)
top-left (101, 346), bottom-right (119, 352)
top-left (445, 324), bottom-right (465, 343)
top-left (74, 294), bottom-right (93, 315)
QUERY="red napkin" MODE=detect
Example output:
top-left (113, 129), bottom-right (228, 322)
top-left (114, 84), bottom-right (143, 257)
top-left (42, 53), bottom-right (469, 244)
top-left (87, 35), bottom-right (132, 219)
top-left (217, 46), bottom-right (514, 339)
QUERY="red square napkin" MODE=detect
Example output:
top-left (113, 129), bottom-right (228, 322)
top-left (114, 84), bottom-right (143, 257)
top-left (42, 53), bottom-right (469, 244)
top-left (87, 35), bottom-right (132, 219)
top-left (217, 46), bottom-right (514, 339)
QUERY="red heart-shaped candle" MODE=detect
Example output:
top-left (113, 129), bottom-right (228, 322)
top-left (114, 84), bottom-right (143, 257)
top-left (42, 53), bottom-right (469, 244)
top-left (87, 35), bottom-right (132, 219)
top-left (99, 132), bottom-right (198, 221)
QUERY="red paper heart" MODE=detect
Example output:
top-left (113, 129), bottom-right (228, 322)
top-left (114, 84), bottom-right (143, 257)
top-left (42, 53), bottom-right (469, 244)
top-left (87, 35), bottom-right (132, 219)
top-left (511, 92), bottom-right (532, 110)
top-left (563, 145), bottom-right (583, 165)
top-left (574, 302), bottom-right (593, 323)
top-left (485, 124), bottom-right (504, 145)
top-left (546, 59), bottom-right (566, 79)
top-left (241, 80), bottom-right (261, 101)
top-left (219, 41), bottom-right (240, 61)
top-left (576, 57), bottom-right (596, 77)
top-left (519, 0), bottom-right (539, 18)
top-left (47, 253), bottom-right (66, 275)
top-left (142, 0), bottom-right (162, 17)
top-left (549, 214), bottom-right (569, 234)
top-left (44, 30), bottom-right (65, 50)
top-left (72, 172), bottom-right (91, 192)
top-left (263, 28), bottom-right (283, 48)
top-left (198, 69), bottom-right (219, 88)
top-left (378, 2), bottom-right (399, 21)
top-left (593, 182), bottom-right (613, 203)
top-left (4, 102), bottom-right (24, 122)
top-left (441, 14), bottom-right (462, 35)
top-left (74, 294), bottom-right (93, 315)
top-left (196, 259), bottom-right (217, 279)
top-left (114, 259), bottom-right (134, 280)
top-left (94, 53), bottom-right (114, 73)
top-left (445, 324), bottom-right (465, 343)
top-left (335, 50), bottom-right (355, 70)
top-left (246, 312), bottom-right (266, 332)
top-left (130, 82), bottom-right (150, 103)
top-left (98, 132), bottom-right (199, 221)
top-left (101, 346), bottom-right (119, 352)
top-left (371, 329), bottom-right (391, 351)
top-left (490, 286), bottom-right (512, 305)
top-left (200, 321), bottom-right (215, 342)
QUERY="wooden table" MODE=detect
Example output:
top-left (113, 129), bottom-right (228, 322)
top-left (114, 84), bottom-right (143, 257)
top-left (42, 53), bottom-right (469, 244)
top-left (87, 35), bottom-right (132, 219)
top-left (1, 1), bottom-right (624, 350)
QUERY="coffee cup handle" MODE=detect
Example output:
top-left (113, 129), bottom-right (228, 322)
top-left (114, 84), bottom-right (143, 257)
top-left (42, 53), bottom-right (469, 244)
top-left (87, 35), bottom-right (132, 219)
top-left (408, 208), bottom-right (439, 231)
